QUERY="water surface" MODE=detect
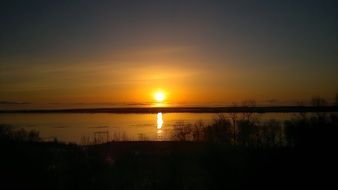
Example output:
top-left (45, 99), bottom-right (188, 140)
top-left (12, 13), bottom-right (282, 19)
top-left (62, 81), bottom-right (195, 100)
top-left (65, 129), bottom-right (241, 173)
top-left (0, 112), bottom-right (293, 143)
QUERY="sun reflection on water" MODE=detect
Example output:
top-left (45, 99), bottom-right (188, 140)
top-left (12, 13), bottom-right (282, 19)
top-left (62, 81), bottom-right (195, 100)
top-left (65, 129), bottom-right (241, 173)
top-left (157, 112), bottom-right (163, 129)
top-left (157, 112), bottom-right (164, 140)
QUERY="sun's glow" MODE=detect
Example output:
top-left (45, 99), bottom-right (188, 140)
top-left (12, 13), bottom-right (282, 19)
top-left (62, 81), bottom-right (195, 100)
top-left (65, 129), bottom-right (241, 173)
top-left (154, 91), bottom-right (165, 102)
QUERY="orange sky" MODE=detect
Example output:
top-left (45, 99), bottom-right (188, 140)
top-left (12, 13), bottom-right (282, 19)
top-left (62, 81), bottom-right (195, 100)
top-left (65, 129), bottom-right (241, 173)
top-left (1, 45), bottom-right (337, 108)
top-left (1, 1), bottom-right (337, 108)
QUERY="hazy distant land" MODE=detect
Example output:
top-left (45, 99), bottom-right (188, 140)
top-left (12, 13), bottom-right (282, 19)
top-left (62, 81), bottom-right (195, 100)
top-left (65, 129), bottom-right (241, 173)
top-left (1, 106), bottom-right (337, 113)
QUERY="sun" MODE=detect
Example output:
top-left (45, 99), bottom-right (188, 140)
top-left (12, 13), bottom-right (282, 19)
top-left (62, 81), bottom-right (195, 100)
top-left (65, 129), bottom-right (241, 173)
top-left (154, 91), bottom-right (165, 102)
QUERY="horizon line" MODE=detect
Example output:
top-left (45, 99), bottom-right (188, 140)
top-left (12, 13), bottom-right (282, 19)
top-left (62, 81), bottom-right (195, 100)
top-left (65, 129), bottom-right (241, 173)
top-left (1, 106), bottom-right (337, 114)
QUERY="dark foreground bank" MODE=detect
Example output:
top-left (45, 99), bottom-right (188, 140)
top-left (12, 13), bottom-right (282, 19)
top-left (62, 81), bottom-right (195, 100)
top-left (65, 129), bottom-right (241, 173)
top-left (1, 140), bottom-right (337, 190)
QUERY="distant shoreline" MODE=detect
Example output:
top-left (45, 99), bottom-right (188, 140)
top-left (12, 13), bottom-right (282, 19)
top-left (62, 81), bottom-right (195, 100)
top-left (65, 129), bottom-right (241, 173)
top-left (1, 106), bottom-right (338, 113)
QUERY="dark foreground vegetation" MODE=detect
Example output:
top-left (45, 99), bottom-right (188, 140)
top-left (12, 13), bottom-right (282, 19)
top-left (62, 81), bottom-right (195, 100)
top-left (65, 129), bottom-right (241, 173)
top-left (1, 110), bottom-right (338, 189)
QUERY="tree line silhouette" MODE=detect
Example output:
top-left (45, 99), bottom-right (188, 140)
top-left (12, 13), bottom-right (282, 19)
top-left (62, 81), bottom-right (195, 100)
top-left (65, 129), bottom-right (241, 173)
top-left (171, 97), bottom-right (338, 147)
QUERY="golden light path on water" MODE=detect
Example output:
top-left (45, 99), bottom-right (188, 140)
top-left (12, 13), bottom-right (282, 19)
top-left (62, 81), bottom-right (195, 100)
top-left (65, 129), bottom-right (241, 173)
top-left (157, 112), bottom-right (163, 129)
top-left (157, 112), bottom-right (163, 140)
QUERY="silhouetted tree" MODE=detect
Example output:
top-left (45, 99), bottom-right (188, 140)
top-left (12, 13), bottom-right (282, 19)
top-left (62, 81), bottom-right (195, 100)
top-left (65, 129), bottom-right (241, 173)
top-left (0, 125), bottom-right (40, 142)
top-left (241, 99), bottom-right (258, 121)
top-left (202, 114), bottom-right (232, 143)
top-left (235, 100), bottom-right (259, 146)
top-left (172, 121), bottom-right (192, 141)
top-left (311, 96), bottom-right (327, 107)
top-left (310, 96), bottom-right (328, 122)
top-left (228, 103), bottom-right (239, 145)
top-left (0, 124), bottom-right (12, 141)
top-left (192, 120), bottom-right (206, 141)
top-left (260, 119), bottom-right (282, 147)
top-left (237, 119), bottom-right (257, 146)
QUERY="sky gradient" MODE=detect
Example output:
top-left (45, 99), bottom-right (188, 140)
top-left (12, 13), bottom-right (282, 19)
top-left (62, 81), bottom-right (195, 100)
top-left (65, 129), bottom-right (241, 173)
top-left (1, 0), bottom-right (337, 108)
